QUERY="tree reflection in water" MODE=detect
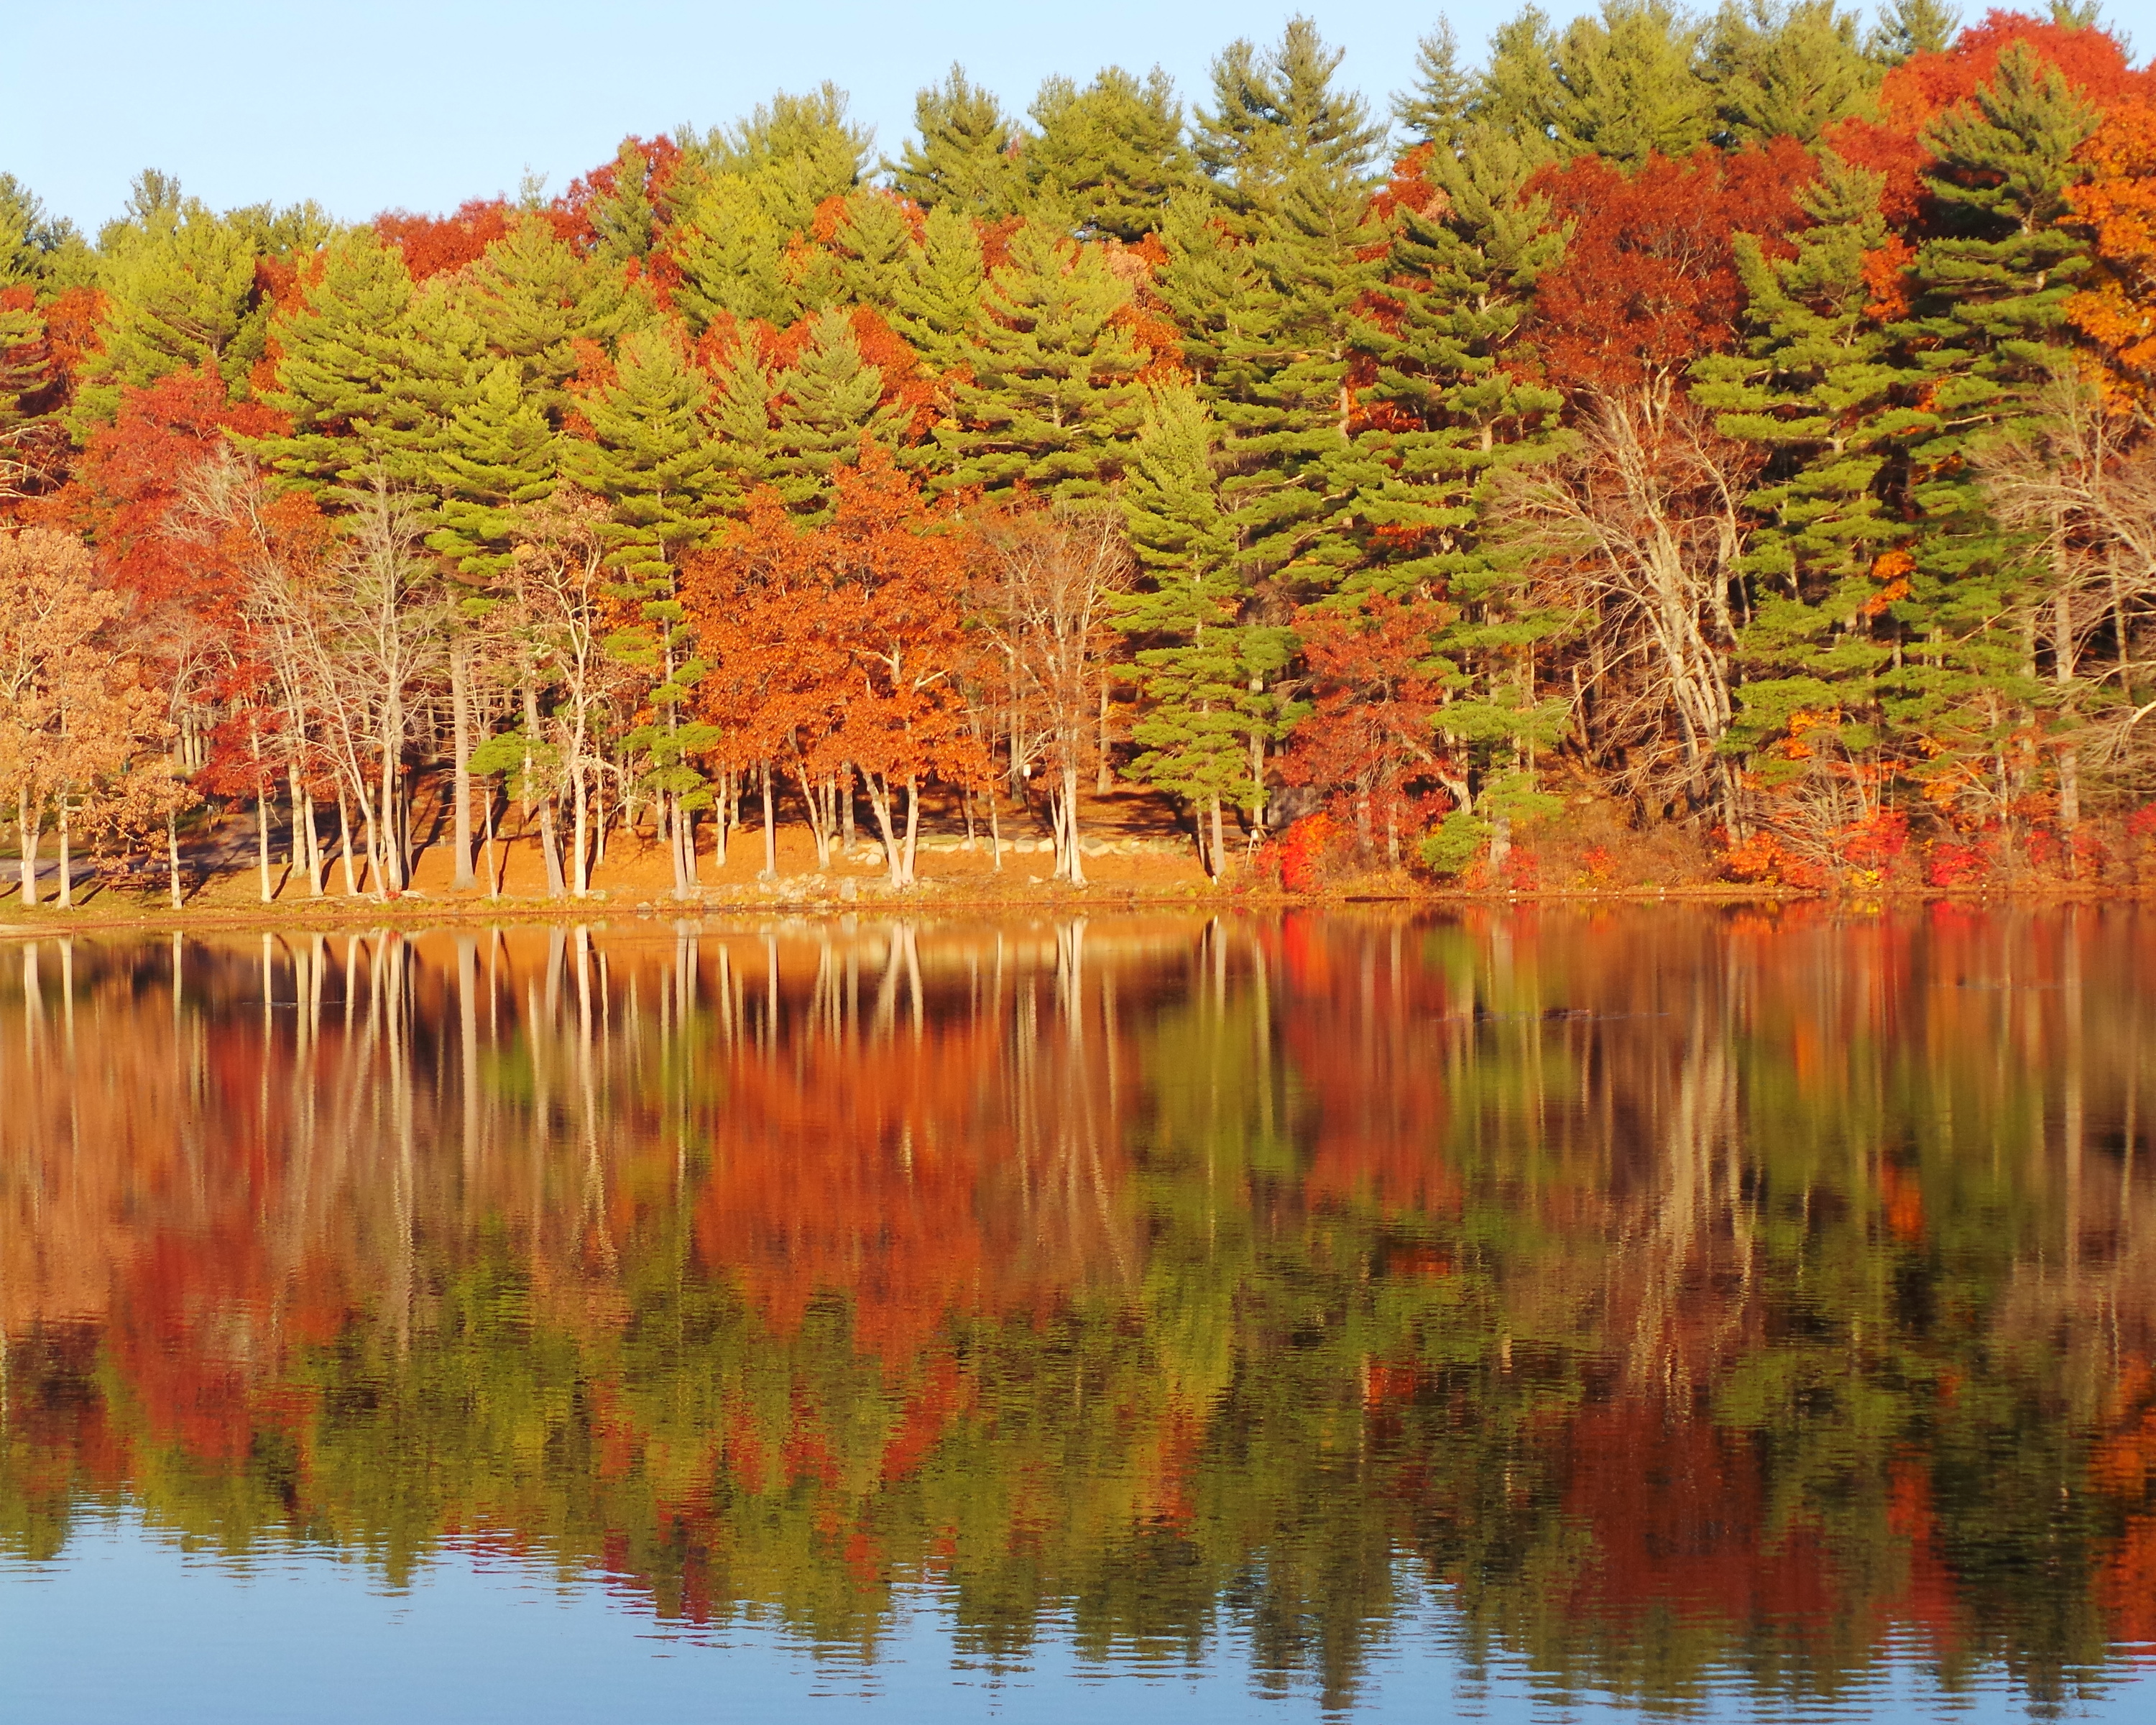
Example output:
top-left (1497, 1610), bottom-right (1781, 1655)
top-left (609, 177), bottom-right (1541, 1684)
top-left (3, 908), bottom-right (2155, 1716)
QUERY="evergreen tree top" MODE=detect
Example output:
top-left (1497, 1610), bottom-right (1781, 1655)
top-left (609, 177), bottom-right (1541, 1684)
top-left (1866, 0), bottom-right (1961, 65)
top-left (1026, 66), bottom-right (1197, 241)
top-left (1393, 19), bottom-right (1475, 149)
top-left (1477, 0), bottom-right (1717, 165)
top-left (1920, 41), bottom-right (2099, 233)
top-left (886, 65), bottom-right (1025, 217)
top-left (681, 83), bottom-right (872, 236)
top-left (1194, 17), bottom-right (1385, 206)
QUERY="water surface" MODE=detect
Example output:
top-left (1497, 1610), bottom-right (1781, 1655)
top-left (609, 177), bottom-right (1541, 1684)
top-left (3, 908), bottom-right (2152, 1721)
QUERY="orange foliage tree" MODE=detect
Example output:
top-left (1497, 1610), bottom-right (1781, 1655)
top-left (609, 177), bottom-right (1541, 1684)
top-left (2068, 101), bottom-right (2156, 404)
top-left (688, 445), bottom-right (985, 886)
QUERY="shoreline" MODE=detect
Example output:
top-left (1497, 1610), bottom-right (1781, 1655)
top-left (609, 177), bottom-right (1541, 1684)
top-left (4, 878), bottom-right (2152, 939)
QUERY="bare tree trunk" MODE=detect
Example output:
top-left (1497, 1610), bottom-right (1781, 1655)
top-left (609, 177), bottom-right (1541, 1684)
top-left (761, 767), bottom-right (777, 878)
top-left (290, 765), bottom-right (322, 896)
top-left (257, 781), bottom-right (275, 903)
top-left (1210, 795), bottom-right (1225, 881)
top-left (482, 787), bottom-right (501, 897)
top-left (17, 789), bottom-right (37, 907)
top-left (540, 794), bottom-right (567, 898)
top-left (669, 794), bottom-right (692, 899)
top-left (903, 776), bottom-right (921, 886)
top-left (571, 768), bottom-right (590, 898)
top-left (2054, 584), bottom-right (2081, 842)
top-left (1061, 761), bottom-right (1086, 885)
top-left (450, 637), bottom-right (475, 888)
top-left (990, 795), bottom-right (1002, 872)
top-left (1097, 684), bottom-right (1112, 794)
top-left (378, 708), bottom-right (403, 895)
top-left (167, 809), bottom-right (184, 909)
top-left (56, 792), bottom-right (73, 908)
top-left (794, 768), bottom-right (833, 869)
top-left (862, 776), bottom-right (907, 889)
top-left (336, 786), bottom-right (359, 896)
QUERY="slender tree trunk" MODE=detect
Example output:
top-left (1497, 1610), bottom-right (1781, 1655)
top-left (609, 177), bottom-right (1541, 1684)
top-left (903, 777), bottom-right (920, 886)
top-left (540, 794), bottom-right (567, 898)
top-left (483, 788), bottom-right (502, 897)
top-left (571, 768), bottom-right (590, 898)
top-left (795, 770), bottom-right (832, 869)
top-left (711, 768), bottom-right (729, 868)
top-left (842, 771), bottom-right (855, 849)
top-left (167, 809), bottom-right (184, 909)
top-left (450, 638), bottom-right (475, 888)
top-left (1062, 762), bottom-right (1086, 885)
top-left (1097, 684), bottom-right (1112, 794)
top-left (56, 792), bottom-right (73, 909)
top-left (17, 789), bottom-right (37, 908)
top-left (1210, 795), bottom-right (1225, 880)
top-left (361, 798), bottom-right (384, 899)
top-left (290, 765), bottom-right (322, 896)
top-left (337, 786), bottom-right (359, 896)
top-left (2055, 584), bottom-right (2081, 843)
top-left (862, 776), bottom-right (906, 889)
top-left (761, 766), bottom-right (776, 878)
top-left (379, 705), bottom-right (403, 894)
top-left (257, 781), bottom-right (275, 903)
top-left (990, 795), bottom-right (1002, 873)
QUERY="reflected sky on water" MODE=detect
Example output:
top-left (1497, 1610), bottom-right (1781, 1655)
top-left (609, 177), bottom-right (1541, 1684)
top-left (2, 908), bottom-right (2153, 1721)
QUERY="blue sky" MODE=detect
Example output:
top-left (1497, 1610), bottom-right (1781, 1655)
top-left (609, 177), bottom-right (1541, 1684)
top-left (6, 1), bottom-right (1526, 234)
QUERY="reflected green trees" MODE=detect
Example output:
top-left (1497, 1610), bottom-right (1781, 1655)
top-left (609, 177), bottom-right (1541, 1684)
top-left (1, 908), bottom-right (2152, 1714)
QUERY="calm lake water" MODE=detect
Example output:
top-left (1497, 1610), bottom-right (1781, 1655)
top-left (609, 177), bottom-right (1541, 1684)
top-left (3, 908), bottom-right (2153, 1722)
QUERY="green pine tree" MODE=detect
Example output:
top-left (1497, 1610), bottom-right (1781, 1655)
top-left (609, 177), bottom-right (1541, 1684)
top-left (1690, 152), bottom-right (1905, 804)
top-left (1477, 1), bottom-right (1717, 166)
top-left (940, 209), bottom-right (1146, 499)
top-left (1391, 19), bottom-right (1476, 149)
top-left (0, 202), bottom-right (45, 432)
top-left (890, 204), bottom-right (987, 377)
top-left (563, 326), bottom-right (724, 862)
top-left (1025, 68), bottom-right (1197, 241)
top-left (585, 141), bottom-right (660, 266)
top-left (1866, 0), bottom-right (1959, 64)
top-left (425, 361), bottom-right (559, 579)
top-left (1704, 0), bottom-right (1881, 144)
top-left (1342, 126), bottom-right (1565, 605)
top-left (71, 174), bottom-right (262, 424)
top-left (770, 308), bottom-right (906, 518)
top-left (463, 213), bottom-right (631, 419)
top-left (708, 328), bottom-right (781, 495)
top-left (829, 188), bottom-right (916, 312)
top-left (1192, 17), bottom-right (1385, 225)
top-left (0, 174), bottom-right (88, 287)
top-left (255, 230), bottom-right (479, 497)
top-left (565, 325), bottom-right (723, 591)
top-left (684, 83), bottom-right (870, 234)
top-left (1114, 381), bottom-right (1263, 864)
top-left (672, 172), bottom-right (793, 331)
top-left (1880, 45), bottom-right (2100, 830)
top-left (1342, 125), bottom-right (1572, 853)
top-left (887, 66), bottom-right (1026, 218)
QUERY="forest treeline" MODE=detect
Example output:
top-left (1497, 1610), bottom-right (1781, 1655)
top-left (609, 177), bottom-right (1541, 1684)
top-left (4, 1), bottom-right (2156, 904)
